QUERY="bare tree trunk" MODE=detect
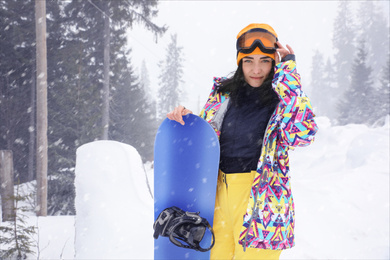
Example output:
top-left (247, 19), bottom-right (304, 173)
top-left (28, 61), bottom-right (36, 182)
top-left (0, 150), bottom-right (15, 222)
top-left (35, 0), bottom-right (48, 217)
top-left (101, 3), bottom-right (110, 140)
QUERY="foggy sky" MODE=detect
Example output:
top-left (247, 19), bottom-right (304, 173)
top-left (128, 1), bottom-right (390, 113)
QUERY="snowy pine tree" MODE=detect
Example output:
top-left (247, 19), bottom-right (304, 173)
top-left (157, 34), bottom-right (185, 120)
top-left (109, 49), bottom-right (156, 161)
top-left (309, 50), bottom-right (326, 116)
top-left (310, 51), bottom-right (338, 121)
top-left (139, 60), bottom-right (158, 161)
top-left (375, 54), bottom-right (390, 124)
top-left (356, 1), bottom-right (389, 80)
top-left (140, 60), bottom-right (157, 120)
top-left (338, 40), bottom-right (374, 125)
top-left (0, 186), bottom-right (36, 259)
top-left (322, 58), bottom-right (338, 121)
top-left (332, 1), bottom-right (355, 93)
top-left (140, 61), bottom-right (151, 96)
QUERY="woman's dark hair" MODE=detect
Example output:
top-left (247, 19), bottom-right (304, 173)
top-left (217, 60), bottom-right (279, 107)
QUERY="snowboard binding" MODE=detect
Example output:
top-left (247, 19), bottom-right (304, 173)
top-left (153, 206), bottom-right (215, 252)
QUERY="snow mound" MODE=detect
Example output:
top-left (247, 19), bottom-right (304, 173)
top-left (74, 140), bottom-right (153, 259)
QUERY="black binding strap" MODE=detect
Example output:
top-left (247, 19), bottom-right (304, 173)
top-left (153, 206), bottom-right (215, 252)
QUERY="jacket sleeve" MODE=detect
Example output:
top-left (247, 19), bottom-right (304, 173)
top-left (199, 77), bottom-right (226, 121)
top-left (272, 60), bottom-right (318, 147)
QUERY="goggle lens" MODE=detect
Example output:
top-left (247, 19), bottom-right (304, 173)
top-left (237, 29), bottom-right (278, 54)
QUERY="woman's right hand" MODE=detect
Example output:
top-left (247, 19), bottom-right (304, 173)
top-left (167, 105), bottom-right (193, 125)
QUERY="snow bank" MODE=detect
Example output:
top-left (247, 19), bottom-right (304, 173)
top-left (282, 117), bottom-right (390, 260)
top-left (35, 216), bottom-right (75, 259)
top-left (74, 140), bottom-right (153, 259)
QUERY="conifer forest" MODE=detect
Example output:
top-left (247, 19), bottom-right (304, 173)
top-left (0, 0), bottom-right (169, 215)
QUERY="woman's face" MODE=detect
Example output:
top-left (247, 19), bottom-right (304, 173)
top-left (242, 54), bottom-right (273, 88)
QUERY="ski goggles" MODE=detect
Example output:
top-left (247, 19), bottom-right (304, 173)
top-left (236, 28), bottom-right (278, 54)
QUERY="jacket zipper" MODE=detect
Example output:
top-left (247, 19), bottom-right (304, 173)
top-left (242, 103), bottom-right (279, 251)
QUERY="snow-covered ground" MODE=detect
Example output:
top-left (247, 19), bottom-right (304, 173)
top-left (1, 116), bottom-right (389, 259)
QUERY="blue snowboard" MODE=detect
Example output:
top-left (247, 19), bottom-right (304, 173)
top-left (154, 114), bottom-right (220, 259)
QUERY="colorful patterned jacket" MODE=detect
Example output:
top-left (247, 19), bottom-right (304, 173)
top-left (199, 60), bottom-right (318, 250)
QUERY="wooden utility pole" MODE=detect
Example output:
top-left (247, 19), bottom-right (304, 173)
top-left (35, 0), bottom-right (48, 216)
top-left (0, 150), bottom-right (15, 222)
top-left (28, 62), bottom-right (36, 182)
top-left (101, 2), bottom-right (110, 140)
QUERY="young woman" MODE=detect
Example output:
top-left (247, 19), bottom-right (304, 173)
top-left (167, 23), bottom-right (318, 260)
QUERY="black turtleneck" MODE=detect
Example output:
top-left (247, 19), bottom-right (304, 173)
top-left (219, 83), bottom-right (277, 173)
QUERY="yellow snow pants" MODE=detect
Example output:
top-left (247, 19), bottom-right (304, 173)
top-left (210, 170), bottom-right (282, 260)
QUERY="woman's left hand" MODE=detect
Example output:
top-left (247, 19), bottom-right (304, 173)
top-left (275, 42), bottom-right (294, 64)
